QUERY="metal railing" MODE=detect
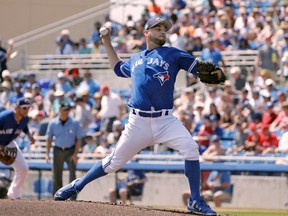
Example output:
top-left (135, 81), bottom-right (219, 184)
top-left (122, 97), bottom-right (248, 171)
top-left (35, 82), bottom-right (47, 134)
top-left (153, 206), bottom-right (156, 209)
top-left (22, 50), bottom-right (258, 72)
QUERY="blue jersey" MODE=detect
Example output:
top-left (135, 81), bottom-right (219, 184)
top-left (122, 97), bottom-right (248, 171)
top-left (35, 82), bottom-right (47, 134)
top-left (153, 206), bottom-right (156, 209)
top-left (114, 46), bottom-right (197, 111)
top-left (0, 110), bottom-right (29, 146)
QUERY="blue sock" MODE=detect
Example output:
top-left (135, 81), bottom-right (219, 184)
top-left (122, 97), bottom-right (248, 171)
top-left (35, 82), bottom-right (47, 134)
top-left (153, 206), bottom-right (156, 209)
top-left (184, 160), bottom-right (201, 203)
top-left (75, 160), bottom-right (107, 191)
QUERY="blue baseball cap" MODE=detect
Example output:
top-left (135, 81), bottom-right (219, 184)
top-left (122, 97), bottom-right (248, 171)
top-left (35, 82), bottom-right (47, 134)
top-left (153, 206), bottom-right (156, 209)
top-left (16, 98), bottom-right (31, 107)
top-left (144, 17), bottom-right (172, 31)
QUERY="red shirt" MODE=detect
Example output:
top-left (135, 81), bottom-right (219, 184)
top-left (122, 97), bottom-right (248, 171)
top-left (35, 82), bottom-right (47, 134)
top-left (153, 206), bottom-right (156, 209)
top-left (198, 125), bottom-right (213, 148)
top-left (247, 133), bottom-right (261, 143)
top-left (259, 133), bottom-right (279, 148)
top-left (262, 112), bottom-right (278, 125)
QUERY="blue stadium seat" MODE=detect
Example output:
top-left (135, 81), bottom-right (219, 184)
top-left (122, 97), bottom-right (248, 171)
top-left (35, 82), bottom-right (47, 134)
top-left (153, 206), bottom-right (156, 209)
top-left (33, 178), bottom-right (47, 194)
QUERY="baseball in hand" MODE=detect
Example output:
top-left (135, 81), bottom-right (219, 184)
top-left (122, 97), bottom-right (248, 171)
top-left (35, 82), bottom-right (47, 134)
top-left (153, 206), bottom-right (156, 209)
top-left (100, 27), bottom-right (109, 36)
top-left (7, 39), bottom-right (14, 45)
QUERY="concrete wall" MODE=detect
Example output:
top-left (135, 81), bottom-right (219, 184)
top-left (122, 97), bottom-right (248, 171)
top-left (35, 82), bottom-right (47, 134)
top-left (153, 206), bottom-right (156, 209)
top-left (1, 0), bottom-right (108, 40)
top-left (21, 171), bottom-right (288, 209)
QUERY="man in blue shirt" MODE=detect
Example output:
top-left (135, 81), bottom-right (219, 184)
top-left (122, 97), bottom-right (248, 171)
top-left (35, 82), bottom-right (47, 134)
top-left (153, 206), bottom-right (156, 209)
top-left (0, 98), bottom-right (35, 199)
top-left (54, 16), bottom-right (219, 216)
top-left (109, 170), bottom-right (147, 204)
top-left (46, 102), bottom-right (83, 200)
top-left (202, 170), bottom-right (232, 207)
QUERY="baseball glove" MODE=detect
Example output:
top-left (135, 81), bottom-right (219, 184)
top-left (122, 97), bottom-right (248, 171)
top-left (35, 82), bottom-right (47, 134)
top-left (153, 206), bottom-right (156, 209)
top-left (0, 147), bottom-right (17, 165)
top-left (196, 59), bottom-right (227, 85)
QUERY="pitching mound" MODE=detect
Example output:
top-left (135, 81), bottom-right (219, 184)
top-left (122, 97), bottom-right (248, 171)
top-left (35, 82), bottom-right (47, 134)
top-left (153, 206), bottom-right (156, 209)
top-left (1, 199), bottom-right (232, 216)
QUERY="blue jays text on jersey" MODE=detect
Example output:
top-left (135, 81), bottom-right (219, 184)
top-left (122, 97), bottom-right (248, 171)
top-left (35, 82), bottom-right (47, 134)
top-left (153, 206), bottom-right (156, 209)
top-left (114, 46), bottom-right (197, 111)
top-left (0, 110), bottom-right (29, 146)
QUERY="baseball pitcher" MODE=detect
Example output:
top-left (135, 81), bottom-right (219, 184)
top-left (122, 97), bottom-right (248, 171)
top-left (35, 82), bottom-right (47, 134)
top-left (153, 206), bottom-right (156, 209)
top-left (54, 16), bottom-right (226, 216)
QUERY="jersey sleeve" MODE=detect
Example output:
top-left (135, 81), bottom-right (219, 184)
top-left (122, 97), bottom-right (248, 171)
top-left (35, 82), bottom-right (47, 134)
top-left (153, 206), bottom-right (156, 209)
top-left (114, 60), bottom-right (131, 78)
top-left (176, 50), bottom-right (197, 76)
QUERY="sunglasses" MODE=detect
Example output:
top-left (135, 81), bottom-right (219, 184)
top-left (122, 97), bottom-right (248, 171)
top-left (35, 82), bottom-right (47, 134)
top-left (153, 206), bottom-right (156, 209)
top-left (20, 106), bottom-right (30, 110)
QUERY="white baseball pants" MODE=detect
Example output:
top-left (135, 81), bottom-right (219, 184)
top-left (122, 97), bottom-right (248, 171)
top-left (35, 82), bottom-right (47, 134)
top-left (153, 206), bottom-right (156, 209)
top-left (102, 111), bottom-right (199, 173)
top-left (6, 140), bottom-right (29, 199)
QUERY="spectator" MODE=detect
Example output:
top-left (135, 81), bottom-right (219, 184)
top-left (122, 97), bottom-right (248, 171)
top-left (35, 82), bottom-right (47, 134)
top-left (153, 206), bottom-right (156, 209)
top-left (243, 122), bottom-right (261, 153)
top-left (74, 97), bottom-right (92, 134)
top-left (270, 101), bottom-right (288, 131)
top-left (99, 84), bottom-right (123, 133)
top-left (93, 92), bottom-right (102, 112)
top-left (90, 21), bottom-right (102, 45)
top-left (197, 114), bottom-right (213, 152)
top-left (147, 0), bottom-right (162, 15)
top-left (45, 102), bottom-right (83, 200)
top-left (229, 66), bottom-right (246, 91)
top-left (1, 69), bottom-right (12, 85)
top-left (51, 89), bottom-right (70, 116)
top-left (79, 133), bottom-right (97, 161)
top-left (0, 81), bottom-right (13, 109)
top-left (176, 107), bottom-right (193, 133)
top-left (261, 102), bottom-right (278, 126)
top-left (109, 170), bottom-right (147, 204)
top-left (200, 38), bottom-right (226, 73)
top-left (56, 29), bottom-right (74, 55)
top-left (12, 83), bottom-right (24, 101)
top-left (107, 120), bottom-right (124, 147)
top-left (94, 135), bottom-right (111, 156)
top-left (257, 34), bottom-right (280, 81)
top-left (226, 120), bottom-right (249, 154)
top-left (201, 170), bottom-right (232, 207)
top-left (274, 91), bottom-right (287, 113)
top-left (78, 38), bottom-right (92, 54)
top-left (258, 124), bottom-right (279, 154)
top-left (22, 73), bottom-right (39, 92)
top-left (64, 68), bottom-right (83, 88)
top-left (276, 123), bottom-right (288, 164)
top-left (55, 72), bottom-right (73, 93)
top-left (202, 135), bottom-right (226, 161)
top-left (77, 70), bottom-right (100, 98)
top-left (210, 115), bottom-right (224, 138)
top-left (0, 38), bottom-right (13, 82)
top-left (87, 109), bottom-right (102, 136)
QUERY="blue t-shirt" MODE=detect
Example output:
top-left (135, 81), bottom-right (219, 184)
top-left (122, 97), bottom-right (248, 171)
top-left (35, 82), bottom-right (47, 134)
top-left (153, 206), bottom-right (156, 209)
top-left (0, 110), bottom-right (29, 146)
top-left (200, 48), bottom-right (223, 66)
top-left (114, 46), bottom-right (197, 111)
top-left (117, 170), bottom-right (147, 194)
top-left (46, 117), bottom-right (83, 148)
top-left (208, 171), bottom-right (231, 194)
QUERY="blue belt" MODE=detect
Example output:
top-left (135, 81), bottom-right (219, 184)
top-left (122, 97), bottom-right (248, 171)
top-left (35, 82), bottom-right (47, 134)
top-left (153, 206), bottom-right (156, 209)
top-left (131, 109), bottom-right (169, 118)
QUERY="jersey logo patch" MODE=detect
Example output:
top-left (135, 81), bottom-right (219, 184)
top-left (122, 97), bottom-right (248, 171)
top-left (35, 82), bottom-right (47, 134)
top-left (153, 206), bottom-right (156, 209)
top-left (153, 71), bottom-right (170, 86)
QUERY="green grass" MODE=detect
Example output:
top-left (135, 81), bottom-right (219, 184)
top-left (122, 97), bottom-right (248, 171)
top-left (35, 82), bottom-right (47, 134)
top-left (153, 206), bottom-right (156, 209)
top-left (152, 206), bottom-right (288, 216)
top-left (217, 209), bottom-right (288, 216)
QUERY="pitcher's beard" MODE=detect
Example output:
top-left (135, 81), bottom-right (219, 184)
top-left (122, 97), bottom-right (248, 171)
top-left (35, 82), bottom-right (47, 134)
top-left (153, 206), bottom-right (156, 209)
top-left (150, 35), bottom-right (166, 46)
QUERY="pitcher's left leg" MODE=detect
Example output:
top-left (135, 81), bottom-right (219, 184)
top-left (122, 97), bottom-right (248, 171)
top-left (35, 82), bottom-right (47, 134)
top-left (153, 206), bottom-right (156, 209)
top-left (158, 118), bottom-right (216, 216)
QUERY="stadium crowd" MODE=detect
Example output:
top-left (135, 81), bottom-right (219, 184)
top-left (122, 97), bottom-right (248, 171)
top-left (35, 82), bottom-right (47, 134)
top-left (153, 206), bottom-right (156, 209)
top-left (0, 0), bottom-right (288, 162)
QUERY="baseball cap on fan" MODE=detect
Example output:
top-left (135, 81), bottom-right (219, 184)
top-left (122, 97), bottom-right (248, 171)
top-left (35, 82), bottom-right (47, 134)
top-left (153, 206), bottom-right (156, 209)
top-left (144, 17), bottom-right (172, 31)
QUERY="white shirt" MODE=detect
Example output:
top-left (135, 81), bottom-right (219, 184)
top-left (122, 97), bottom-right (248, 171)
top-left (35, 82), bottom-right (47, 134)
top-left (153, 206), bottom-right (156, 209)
top-left (100, 92), bottom-right (122, 118)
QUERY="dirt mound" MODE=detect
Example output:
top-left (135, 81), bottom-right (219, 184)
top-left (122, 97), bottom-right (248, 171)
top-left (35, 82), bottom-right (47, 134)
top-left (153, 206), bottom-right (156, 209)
top-left (1, 199), bottom-right (231, 216)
